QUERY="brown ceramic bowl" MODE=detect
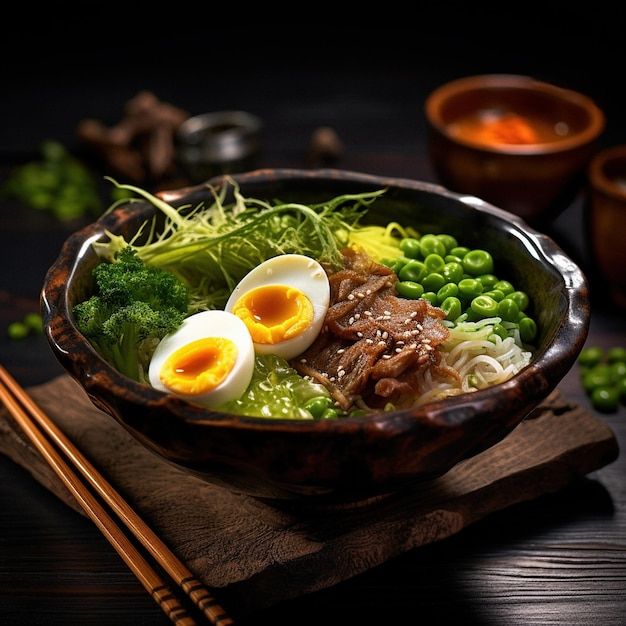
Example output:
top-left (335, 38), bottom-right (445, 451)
top-left (41, 169), bottom-right (590, 503)
top-left (586, 145), bottom-right (626, 310)
top-left (425, 74), bottom-right (605, 226)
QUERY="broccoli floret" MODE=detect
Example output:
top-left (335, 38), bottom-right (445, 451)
top-left (73, 246), bottom-right (189, 382)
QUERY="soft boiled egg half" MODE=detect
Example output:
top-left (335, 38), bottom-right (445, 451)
top-left (148, 309), bottom-right (255, 409)
top-left (225, 254), bottom-right (331, 361)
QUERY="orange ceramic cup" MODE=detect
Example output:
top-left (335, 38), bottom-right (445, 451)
top-left (587, 145), bottom-right (626, 309)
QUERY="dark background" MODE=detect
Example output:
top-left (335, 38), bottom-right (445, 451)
top-left (2, 10), bottom-right (626, 625)
top-left (3, 10), bottom-right (625, 161)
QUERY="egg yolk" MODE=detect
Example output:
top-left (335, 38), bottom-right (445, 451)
top-left (159, 337), bottom-right (238, 396)
top-left (230, 284), bottom-right (314, 345)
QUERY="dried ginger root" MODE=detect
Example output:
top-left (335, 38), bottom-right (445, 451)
top-left (77, 91), bottom-right (189, 183)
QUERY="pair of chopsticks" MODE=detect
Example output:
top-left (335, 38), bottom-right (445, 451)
top-left (0, 365), bottom-right (234, 626)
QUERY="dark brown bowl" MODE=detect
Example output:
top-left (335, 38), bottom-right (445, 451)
top-left (41, 169), bottom-right (590, 503)
top-left (425, 74), bottom-right (605, 226)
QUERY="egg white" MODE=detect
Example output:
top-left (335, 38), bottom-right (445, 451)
top-left (148, 309), bottom-right (255, 408)
top-left (224, 254), bottom-right (330, 360)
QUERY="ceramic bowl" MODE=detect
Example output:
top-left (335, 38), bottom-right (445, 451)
top-left (586, 145), bottom-right (626, 310)
top-left (424, 74), bottom-right (605, 226)
top-left (41, 169), bottom-right (590, 503)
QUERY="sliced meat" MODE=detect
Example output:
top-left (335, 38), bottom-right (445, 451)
top-left (290, 249), bottom-right (452, 411)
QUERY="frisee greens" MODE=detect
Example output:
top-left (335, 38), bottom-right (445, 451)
top-left (96, 178), bottom-right (388, 311)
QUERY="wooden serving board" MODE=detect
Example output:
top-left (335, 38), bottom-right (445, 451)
top-left (0, 374), bottom-right (619, 619)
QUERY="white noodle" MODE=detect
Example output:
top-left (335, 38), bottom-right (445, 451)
top-left (403, 316), bottom-right (533, 408)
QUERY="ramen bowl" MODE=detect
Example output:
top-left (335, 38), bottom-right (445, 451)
top-left (41, 169), bottom-right (590, 502)
top-left (425, 74), bottom-right (605, 226)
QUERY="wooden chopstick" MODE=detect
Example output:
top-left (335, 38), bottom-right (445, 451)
top-left (0, 365), bottom-right (234, 626)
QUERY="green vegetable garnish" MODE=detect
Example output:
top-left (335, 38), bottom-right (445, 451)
top-left (96, 178), bottom-right (386, 311)
top-left (219, 354), bottom-right (339, 419)
top-left (73, 247), bottom-right (189, 382)
top-left (1, 140), bottom-right (102, 221)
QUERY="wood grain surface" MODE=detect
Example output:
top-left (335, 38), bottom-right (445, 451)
top-left (0, 375), bottom-right (618, 619)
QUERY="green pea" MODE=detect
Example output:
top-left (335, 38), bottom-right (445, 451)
top-left (519, 316), bottom-right (538, 343)
top-left (424, 253), bottom-right (445, 273)
top-left (436, 234), bottom-right (458, 253)
top-left (490, 323), bottom-right (509, 341)
top-left (577, 346), bottom-right (604, 367)
top-left (442, 261), bottom-right (464, 284)
top-left (440, 296), bottom-right (462, 321)
top-left (321, 408), bottom-right (339, 420)
top-left (498, 298), bottom-right (520, 322)
top-left (396, 280), bottom-right (424, 300)
top-left (421, 272), bottom-right (445, 292)
top-left (24, 312), bottom-right (43, 334)
top-left (616, 377), bottom-right (626, 402)
top-left (467, 374), bottom-right (479, 388)
top-left (477, 273), bottom-right (499, 290)
top-left (382, 258), bottom-right (406, 275)
top-left (422, 291), bottom-right (438, 305)
top-left (399, 237), bottom-right (422, 259)
top-left (582, 364), bottom-right (612, 392)
top-left (482, 289), bottom-right (505, 302)
top-left (437, 282), bottom-right (459, 304)
top-left (607, 347), bottom-right (626, 364)
top-left (462, 249), bottom-right (494, 276)
top-left (610, 361), bottom-right (626, 382)
top-left (450, 246), bottom-right (471, 258)
top-left (303, 396), bottom-right (333, 419)
top-left (506, 290), bottom-right (530, 312)
top-left (470, 294), bottom-right (499, 318)
top-left (590, 386), bottom-right (620, 413)
top-left (7, 321), bottom-right (29, 340)
top-left (445, 254), bottom-right (464, 264)
top-left (458, 277), bottom-right (483, 299)
top-left (419, 234), bottom-right (446, 258)
top-left (398, 259), bottom-right (427, 283)
top-left (493, 280), bottom-right (514, 296)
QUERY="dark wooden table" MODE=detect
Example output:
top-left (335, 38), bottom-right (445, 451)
top-left (1, 20), bottom-right (625, 624)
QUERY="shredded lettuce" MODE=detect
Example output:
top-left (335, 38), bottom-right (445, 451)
top-left (96, 178), bottom-right (387, 311)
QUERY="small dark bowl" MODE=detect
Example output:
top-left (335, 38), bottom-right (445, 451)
top-left (41, 169), bottom-right (590, 503)
top-left (425, 74), bottom-right (605, 226)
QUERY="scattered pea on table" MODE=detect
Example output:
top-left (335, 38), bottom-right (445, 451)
top-left (578, 346), bottom-right (626, 412)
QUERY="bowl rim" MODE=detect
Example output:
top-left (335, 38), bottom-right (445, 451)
top-left (41, 168), bottom-right (590, 434)
top-left (424, 73), bottom-right (605, 155)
